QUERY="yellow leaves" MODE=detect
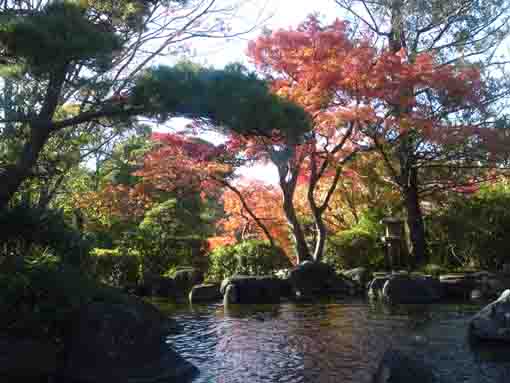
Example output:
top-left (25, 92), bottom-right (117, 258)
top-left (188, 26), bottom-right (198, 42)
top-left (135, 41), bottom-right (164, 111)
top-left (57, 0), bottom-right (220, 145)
top-left (55, 103), bottom-right (80, 120)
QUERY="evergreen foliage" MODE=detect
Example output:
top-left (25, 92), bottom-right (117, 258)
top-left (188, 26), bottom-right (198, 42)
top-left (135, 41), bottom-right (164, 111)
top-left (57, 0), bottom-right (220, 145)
top-left (208, 240), bottom-right (291, 281)
top-left (324, 212), bottom-right (386, 272)
top-left (428, 182), bottom-right (510, 270)
top-left (0, 203), bottom-right (89, 266)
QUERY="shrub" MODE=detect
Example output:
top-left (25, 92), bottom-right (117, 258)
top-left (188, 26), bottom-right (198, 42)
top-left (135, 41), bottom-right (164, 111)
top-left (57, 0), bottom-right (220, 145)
top-left (0, 250), bottom-right (129, 345)
top-left (323, 212), bottom-right (386, 272)
top-left (427, 181), bottom-right (510, 271)
top-left (129, 199), bottom-right (207, 276)
top-left (0, 203), bottom-right (90, 267)
top-left (88, 248), bottom-right (141, 288)
top-left (324, 228), bottom-right (384, 271)
top-left (420, 263), bottom-right (445, 277)
top-left (208, 240), bottom-right (291, 281)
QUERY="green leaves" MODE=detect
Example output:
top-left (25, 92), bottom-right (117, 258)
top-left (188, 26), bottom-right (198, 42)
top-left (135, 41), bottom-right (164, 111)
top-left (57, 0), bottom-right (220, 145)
top-left (208, 240), bottom-right (291, 281)
top-left (132, 63), bottom-right (311, 138)
top-left (0, 1), bottom-right (121, 75)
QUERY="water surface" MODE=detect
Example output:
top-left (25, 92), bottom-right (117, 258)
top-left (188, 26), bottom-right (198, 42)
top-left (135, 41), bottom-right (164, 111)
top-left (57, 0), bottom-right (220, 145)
top-left (162, 298), bottom-right (510, 383)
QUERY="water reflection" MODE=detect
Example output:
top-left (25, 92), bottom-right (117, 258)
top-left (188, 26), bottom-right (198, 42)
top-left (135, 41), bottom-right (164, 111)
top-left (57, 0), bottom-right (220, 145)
top-left (166, 299), bottom-right (510, 383)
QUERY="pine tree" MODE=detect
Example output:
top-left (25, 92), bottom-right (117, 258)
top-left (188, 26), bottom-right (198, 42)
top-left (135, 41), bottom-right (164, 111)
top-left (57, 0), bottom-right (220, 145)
top-left (0, 1), bottom-right (310, 210)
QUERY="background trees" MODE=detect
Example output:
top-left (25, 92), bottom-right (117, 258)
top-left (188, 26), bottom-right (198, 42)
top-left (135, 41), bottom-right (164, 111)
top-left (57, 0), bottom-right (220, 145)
top-left (333, 0), bottom-right (510, 265)
top-left (2, 0), bottom-right (510, 288)
top-left (0, 1), bottom-right (310, 210)
top-left (245, 13), bottom-right (501, 266)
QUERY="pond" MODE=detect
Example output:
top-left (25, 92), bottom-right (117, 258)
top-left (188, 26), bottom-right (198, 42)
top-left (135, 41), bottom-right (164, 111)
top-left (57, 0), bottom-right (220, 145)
top-left (158, 298), bottom-right (510, 383)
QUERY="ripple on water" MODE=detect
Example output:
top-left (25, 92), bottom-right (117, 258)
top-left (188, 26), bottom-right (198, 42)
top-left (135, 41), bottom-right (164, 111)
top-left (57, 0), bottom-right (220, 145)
top-left (165, 300), bottom-right (510, 383)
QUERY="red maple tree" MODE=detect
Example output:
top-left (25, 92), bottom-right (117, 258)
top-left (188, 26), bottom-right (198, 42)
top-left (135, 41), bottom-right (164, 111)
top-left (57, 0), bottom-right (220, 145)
top-left (246, 15), bottom-right (503, 264)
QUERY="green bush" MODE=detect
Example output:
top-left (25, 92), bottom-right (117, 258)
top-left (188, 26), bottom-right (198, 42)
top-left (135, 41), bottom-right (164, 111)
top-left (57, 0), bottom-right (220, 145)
top-left (0, 203), bottom-right (90, 267)
top-left (208, 240), bottom-right (291, 281)
top-left (0, 250), bottom-right (129, 345)
top-left (89, 248), bottom-right (141, 288)
top-left (420, 263), bottom-right (445, 277)
top-left (323, 212), bottom-right (385, 272)
top-left (129, 199), bottom-right (207, 276)
top-left (427, 181), bottom-right (510, 270)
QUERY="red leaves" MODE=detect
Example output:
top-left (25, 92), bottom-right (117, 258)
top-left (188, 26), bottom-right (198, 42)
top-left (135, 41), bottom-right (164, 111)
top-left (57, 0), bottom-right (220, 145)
top-left (249, 17), bottom-right (484, 136)
top-left (219, 181), bottom-right (293, 255)
top-left (134, 133), bottom-right (232, 197)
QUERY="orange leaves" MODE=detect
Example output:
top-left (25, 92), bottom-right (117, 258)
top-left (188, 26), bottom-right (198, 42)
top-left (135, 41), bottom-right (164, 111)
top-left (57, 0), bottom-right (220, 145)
top-left (73, 183), bottom-right (153, 229)
top-left (135, 133), bottom-right (232, 197)
top-left (219, 181), bottom-right (293, 255)
top-left (248, 16), bottom-right (483, 140)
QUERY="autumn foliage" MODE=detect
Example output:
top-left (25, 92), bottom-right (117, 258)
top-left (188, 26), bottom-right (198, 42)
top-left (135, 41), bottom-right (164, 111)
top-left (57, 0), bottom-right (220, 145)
top-left (219, 181), bottom-right (294, 258)
top-left (243, 15), bottom-right (498, 262)
top-left (134, 132), bottom-right (233, 198)
top-left (248, 15), bottom-right (483, 144)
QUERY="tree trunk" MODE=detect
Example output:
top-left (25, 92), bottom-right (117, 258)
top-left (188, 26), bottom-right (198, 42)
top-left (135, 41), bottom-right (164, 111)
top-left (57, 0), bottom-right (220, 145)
top-left (0, 123), bottom-right (52, 210)
top-left (311, 211), bottom-right (327, 262)
top-left (0, 67), bottom-right (68, 211)
top-left (282, 187), bottom-right (310, 264)
top-left (404, 168), bottom-right (427, 267)
top-left (218, 179), bottom-right (276, 247)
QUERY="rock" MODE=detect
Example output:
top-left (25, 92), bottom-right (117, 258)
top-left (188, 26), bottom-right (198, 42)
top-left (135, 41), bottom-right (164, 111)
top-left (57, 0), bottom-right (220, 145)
top-left (174, 268), bottom-right (204, 291)
top-left (0, 337), bottom-right (57, 380)
top-left (343, 267), bottom-right (372, 289)
top-left (221, 275), bottom-right (286, 304)
top-left (189, 283), bottom-right (222, 304)
top-left (62, 296), bottom-right (197, 383)
top-left (469, 289), bottom-right (510, 342)
top-left (368, 275), bottom-right (391, 299)
top-left (441, 271), bottom-right (504, 300)
top-left (288, 261), bottom-right (355, 297)
top-left (440, 274), bottom-right (476, 300)
top-left (382, 274), bottom-right (443, 304)
top-left (138, 275), bottom-right (176, 298)
top-left (372, 349), bottom-right (435, 383)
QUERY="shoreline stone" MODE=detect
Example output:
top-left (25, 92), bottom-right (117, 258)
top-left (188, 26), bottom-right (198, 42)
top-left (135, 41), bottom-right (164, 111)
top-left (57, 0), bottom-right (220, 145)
top-left (189, 283), bottom-right (222, 304)
top-left (372, 349), bottom-right (435, 383)
top-left (470, 289), bottom-right (510, 342)
top-left (60, 296), bottom-right (197, 383)
top-left (221, 275), bottom-right (286, 304)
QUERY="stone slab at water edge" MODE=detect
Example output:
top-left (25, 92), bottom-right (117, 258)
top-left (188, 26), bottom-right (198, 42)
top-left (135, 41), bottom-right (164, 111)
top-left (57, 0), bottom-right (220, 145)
top-left (372, 349), bottom-right (436, 383)
top-left (221, 275), bottom-right (290, 304)
top-left (60, 296), bottom-right (198, 383)
top-left (189, 283), bottom-right (222, 304)
top-left (470, 289), bottom-right (510, 342)
top-left (288, 261), bottom-right (357, 298)
top-left (368, 273), bottom-right (443, 304)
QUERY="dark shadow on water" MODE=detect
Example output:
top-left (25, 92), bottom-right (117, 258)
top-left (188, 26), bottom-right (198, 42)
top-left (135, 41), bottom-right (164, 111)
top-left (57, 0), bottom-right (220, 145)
top-left (223, 303), bottom-right (282, 319)
top-left (469, 336), bottom-right (510, 363)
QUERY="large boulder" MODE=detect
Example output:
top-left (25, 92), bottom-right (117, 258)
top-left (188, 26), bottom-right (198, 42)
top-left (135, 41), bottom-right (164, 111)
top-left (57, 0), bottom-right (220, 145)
top-left (221, 275), bottom-right (288, 304)
top-left (0, 337), bottom-right (57, 381)
top-left (439, 274), bottom-right (477, 300)
top-left (372, 349), bottom-right (436, 383)
top-left (61, 296), bottom-right (197, 383)
top-left (174, 268), bottom-right (204, 292)
top-left (137, 275), bottom-right (176, 298)
top-left (342, 267), bottom-right (372, 289)
top-left (469, 289), bottom-right (510, 342)
top-left (441, 271), bottom-right (505, 300)
top-left (367, 275), bottom-right (391, 299)
top-left (189, 283), bottom-right (222, 304)
top-left (381, 274), bottom-right (443, 304)
top-left (288, 261), bottom-right (356, 298)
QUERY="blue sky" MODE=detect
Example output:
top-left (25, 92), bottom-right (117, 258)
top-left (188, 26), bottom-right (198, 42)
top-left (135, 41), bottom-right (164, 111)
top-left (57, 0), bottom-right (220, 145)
top-left (189, 0), bottom-right (342, 68)
top-left (153, 0), bottom-right (343, 184)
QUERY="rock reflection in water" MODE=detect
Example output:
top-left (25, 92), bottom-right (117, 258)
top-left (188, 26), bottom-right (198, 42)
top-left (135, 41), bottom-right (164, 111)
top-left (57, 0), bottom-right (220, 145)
top-left (167, 300), bottom-right (510, 383)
